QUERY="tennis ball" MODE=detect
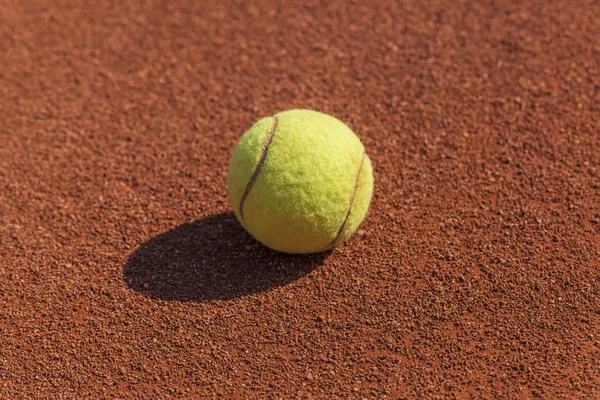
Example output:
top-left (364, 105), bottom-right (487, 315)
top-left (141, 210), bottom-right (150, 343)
top-left (227, 109), bottom-right (374, 254)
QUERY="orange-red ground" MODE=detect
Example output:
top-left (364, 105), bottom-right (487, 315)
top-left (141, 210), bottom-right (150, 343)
top-left (1, 0), bottom-right (599, 397)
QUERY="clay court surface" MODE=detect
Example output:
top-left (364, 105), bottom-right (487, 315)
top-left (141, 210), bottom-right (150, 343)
top-left (1, 0), bottom-right (600, 398)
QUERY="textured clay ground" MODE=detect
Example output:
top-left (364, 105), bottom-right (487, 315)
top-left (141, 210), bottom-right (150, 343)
top-left (1, 0), bottom-right (600, 398)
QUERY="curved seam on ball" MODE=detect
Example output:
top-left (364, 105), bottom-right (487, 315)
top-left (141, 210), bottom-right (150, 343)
top-left (239, 116), bottom-right (279, 222)
top-left (327, 151), bottom-right (366, 249)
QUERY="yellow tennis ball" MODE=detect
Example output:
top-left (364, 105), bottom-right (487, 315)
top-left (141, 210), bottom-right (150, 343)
top-left (227, 109), bottom-right (374, 254)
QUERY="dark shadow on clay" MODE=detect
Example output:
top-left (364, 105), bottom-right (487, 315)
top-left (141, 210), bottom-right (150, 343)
top-left (124, 212), bottom-right (331, 302)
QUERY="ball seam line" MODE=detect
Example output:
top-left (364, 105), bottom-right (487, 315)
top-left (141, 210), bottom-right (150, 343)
top-left (238, 116), bottom-right (279, 222)
top-left (326, 151), bottom-right (366, 249)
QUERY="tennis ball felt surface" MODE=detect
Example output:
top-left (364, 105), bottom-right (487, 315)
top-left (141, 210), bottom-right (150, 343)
top-left (227, 109), bottom-right (374, 254)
